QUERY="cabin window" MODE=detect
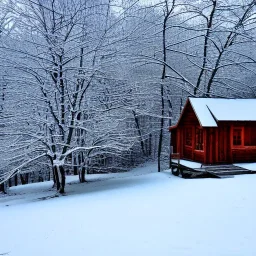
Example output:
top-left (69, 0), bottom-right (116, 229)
top-left (233, 128), bottom-right (242, 146)
top-left (195, 128), bottom-right (203, 150)
top-left (185, 128), bottom-right (192, 146)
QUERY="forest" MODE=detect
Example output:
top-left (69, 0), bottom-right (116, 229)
top-left (0, 0), bottom-right (256, 193)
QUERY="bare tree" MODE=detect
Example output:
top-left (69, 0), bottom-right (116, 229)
top-left (181, 0), bottom-right (256, 96)
top-left (0, 0), bottom-right (141, 193)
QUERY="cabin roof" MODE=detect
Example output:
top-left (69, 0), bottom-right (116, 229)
top-left (189, 98), bottom-right (256, 127)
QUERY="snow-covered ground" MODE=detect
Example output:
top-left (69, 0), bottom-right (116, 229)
top-left (1, 162), bottom-right (256, 256)
top-left (234, 162), bottom-right (256, 171)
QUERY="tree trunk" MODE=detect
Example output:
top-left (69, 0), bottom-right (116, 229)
top-left (53, 166), bottom-right (60, 190)
top-left (79, 167), bottom-right (86, 183)
top-left (20, 174), bottom-right (27, 185)
top-left (73, 154), bottom-right (78, 175)
top-left (52, 166), bottom-right (57, 188)
top-left (26, 173), bottom-right (29, 183)
top-left (132, 110), bottom-right (147, 156)
top-left (8, 178), bottom-right (12, 188)
top-left (158, 1), bottom-right (174, 172)
top-left (59, 166), bottom-right (65, 193)
top-left (194, 0), bottom-right (216, 95)
top-left (14, 174), bottom-right (18, 186)
top-left (54, 165), bottom-right (66, 193)
top-left (158, 83), bottom-right (165, 172)
top-left (0, 183), bottom-right (7, 194)
top-left (149, 133), bottom-right (152, 156)
top-left (47, 155), bottom-right (56, 187)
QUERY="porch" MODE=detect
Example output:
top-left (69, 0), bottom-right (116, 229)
top-left (170, 155), bottom-right (256, 179)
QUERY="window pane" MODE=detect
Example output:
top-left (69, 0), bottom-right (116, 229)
top-left (195, 128), bottom-right (203, 150)
top-left (185, 128), bottom-right (192, 146)
top-left (233, 129), bottom-right (242, 146)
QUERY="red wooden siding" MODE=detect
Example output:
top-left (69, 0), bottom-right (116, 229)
top-left (170, 102), bottom-right (256, 164)
top-left (179, 102), bottom-right (200, 127)
top-left (205, 128), bottom-right (217, 164)
top-left (230, 121), bottom-right (256, 162)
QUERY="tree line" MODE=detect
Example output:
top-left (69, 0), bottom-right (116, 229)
top-left (0, 0), bottom-right (256, 193)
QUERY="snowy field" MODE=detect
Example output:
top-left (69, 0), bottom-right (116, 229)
top-left (1, 162), bottom-right (256, 256)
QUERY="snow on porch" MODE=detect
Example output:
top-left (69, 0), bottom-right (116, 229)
top-left (171, 159), bottom-right (202, 169)
top-left (171, 158), bottom-right (256, 177)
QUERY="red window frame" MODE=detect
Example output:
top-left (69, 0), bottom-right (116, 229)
top-left (232, 127), bottom-right (244, 147)
top-left (195, 127), bottom-right (204, 151)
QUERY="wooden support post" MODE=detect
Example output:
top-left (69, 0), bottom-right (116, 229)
top-left (170, 153), bottom-right (180, 176)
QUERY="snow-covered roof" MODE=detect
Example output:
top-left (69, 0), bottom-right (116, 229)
top-left (189, 98), bottom-right (256, 127)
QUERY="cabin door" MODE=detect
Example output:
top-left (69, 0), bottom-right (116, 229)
top-left (217, 126), bottom-right (229, 162)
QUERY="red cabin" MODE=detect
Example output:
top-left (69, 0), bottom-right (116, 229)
top-left (170, 98), bottom-right (256, 164)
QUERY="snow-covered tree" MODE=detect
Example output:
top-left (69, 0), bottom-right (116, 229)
top-left (0, 0), bottom-right (145, 193)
